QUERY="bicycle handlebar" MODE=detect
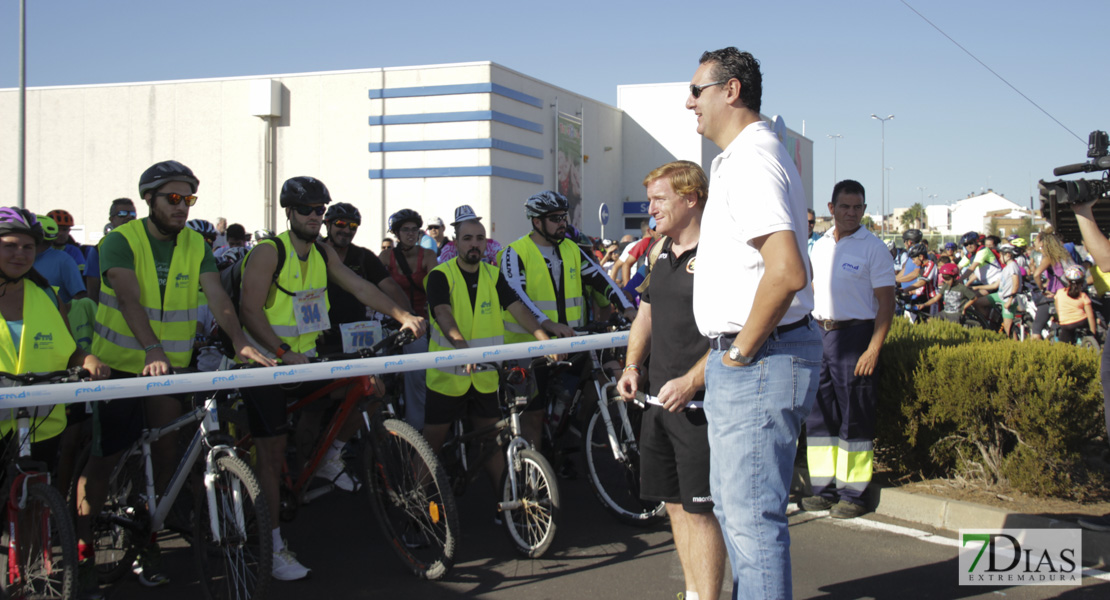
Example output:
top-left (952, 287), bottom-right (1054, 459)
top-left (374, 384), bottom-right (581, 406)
top-left (0, 367), bottom-right (89, 386)
top-left (315, 328), bottom-right (414, 363)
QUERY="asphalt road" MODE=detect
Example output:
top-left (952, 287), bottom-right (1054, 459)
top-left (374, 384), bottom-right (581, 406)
top-left (103, 472), bottom-right (1110, 600)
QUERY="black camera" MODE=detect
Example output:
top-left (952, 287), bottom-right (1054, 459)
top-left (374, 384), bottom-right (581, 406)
top-left (1039, 130), bottom-right (1110, 243)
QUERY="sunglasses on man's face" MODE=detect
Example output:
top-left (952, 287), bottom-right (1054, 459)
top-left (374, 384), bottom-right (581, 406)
top-left (293, 205), bottom-right (326, 217)
top-left (155, 192), bottom-right (197, 206)
top-left (544, 213), bottom-right (568, 224)
top-left (427, 225), bottom-right (442, 231)
top-left (114, 210), bottom-right (137, 218)
top-left (690, 80), bottom-right (727, 99)
top-left (331, 219), bottom-right (359, 231)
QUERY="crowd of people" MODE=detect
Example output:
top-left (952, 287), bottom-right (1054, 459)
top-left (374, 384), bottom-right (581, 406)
top-left (9, 44), bottom-right (1110, 600)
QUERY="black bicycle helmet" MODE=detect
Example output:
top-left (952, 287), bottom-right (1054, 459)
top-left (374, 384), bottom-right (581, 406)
top-left (138, 160), bottom-right (199, 198)
top-left (907, 243), bottom-right (928, 259)
top-left (216, 246), bottom-right (249, 270)
top-left (253, 229), bottom-right (275, 241)
top-left (524, 191), bottom-right (569, 219)
top-left (325, 202), bottom-right (361, 224)
top-left (902, 229), bottom-right (923, 243)
top-left (0, 207), bottom-right (43, 244)
top-left (279, 176), bottom-right (331, 208)
top-left (186, 219), bottom-right (218, 238)
top-left (388, 209), bottom-right (423, 234)
top-left (961, 231), bottom-right (980, 246)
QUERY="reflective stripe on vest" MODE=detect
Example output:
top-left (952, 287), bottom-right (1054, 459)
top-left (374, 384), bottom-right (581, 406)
top-left (241, 231), bottom-right (330, 355)
top-left (497, 236), bottom-right (583, 344)
top-left (426, 260), bottom-right (503, 396)
top-left (0, 283), bottom-right (76, 442)
top-left (92, 220), bottom-right (204, 373)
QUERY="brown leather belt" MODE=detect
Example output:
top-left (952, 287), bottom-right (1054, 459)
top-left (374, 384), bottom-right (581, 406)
top-left (816, 318), bottom-right (874, 332)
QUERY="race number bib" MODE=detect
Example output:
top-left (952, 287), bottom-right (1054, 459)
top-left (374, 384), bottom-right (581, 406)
top-left (293, 288), bottom-right (330, 335)
top-left (340, 320), bottom-right (383, 354)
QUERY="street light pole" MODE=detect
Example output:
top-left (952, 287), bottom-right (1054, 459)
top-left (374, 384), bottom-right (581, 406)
top-left (17, 0), bottom-right (27, 210)
top-left (886, 167), bottom-right (895, 230)
top-left (871, 114), bottom-right (894, 237)
top-left (827, 134), bottom-right (842, 185)
top-left (917, 186), bottom-right (927, 205)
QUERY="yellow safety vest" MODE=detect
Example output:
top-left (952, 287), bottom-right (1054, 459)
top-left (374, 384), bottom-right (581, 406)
top-left (0, 283), bottom-right (76, 442)
top-left (497, 235), bottom-right (583, 344)
top-left (426, 260), bottom-right (504, 396)
top-left (92, 220), bottom-right (204, 373)
top-left (242, 231), bottom-right (330, 356)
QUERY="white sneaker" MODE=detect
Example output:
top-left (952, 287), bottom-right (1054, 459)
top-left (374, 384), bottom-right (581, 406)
top-left (315, 454), bottom-right (359, 492)
top-left (272, 548), bottom-right (311, 581)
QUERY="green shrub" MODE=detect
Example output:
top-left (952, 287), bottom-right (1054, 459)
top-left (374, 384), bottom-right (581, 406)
top-left (875, 318), bottom-right (1104, 499)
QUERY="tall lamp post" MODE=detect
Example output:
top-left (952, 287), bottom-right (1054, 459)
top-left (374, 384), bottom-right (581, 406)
top-left (827, 134), bottom-right (842, 185)
top-left (871, 114), bottom-right (894, 236)
top-left (886, 167), bottom-right (895, 231)
top-left (17, 0), bottom-right (27, 209)
top-left (917, 186), bottom-right (927, 204)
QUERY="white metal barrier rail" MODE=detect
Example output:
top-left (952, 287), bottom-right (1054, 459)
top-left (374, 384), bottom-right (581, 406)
top-left (0, 332), bottom-right (630, 409)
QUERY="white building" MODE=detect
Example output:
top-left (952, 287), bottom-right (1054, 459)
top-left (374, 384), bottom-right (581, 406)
top-left (1, 62), bottom-right (813, 245)
top-left (924, 191), bottom-right (1022, 236)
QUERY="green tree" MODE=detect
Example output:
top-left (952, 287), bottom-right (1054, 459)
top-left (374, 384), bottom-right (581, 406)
top-left (862, 215), bottom-right (875, 231)
top-left (987, 218), bottom-right (1000, 237)
top-left (1016, 217), bottom-right (1035, 241)
top-left (900, 202), bottom-right (927, 230)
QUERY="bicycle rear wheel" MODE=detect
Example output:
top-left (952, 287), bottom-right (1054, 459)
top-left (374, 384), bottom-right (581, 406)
top-left (191, 454), bottom-right (273, 600)
top-left (583, 401), bottom-right (666, 526)
top-left (362, 418), bottom-right (458, 580)
top-left (2, 480), bottom-right (78, 600)
top-left (501, 448), bottom-right (560, 558)
top-left (87, 448), bottom-right (144, 584)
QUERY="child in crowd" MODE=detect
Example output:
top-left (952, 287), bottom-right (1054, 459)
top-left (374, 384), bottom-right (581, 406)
top-left (921, 262), bottom-right (977, 322)
top-left (1055, 265), bottom-right (1097, 343)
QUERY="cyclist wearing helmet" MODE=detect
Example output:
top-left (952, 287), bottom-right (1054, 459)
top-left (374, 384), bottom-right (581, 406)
top-left (498, 190), bottom-right (634, 447)
top-left (989, 244), bottom-right (1023, 336)
top-left (318, 202), bottom-right (405, 354)
top-left (31, 215), bottom-right (88, 305)
top-left (185, 218), bottom-right (219, 246)
top-left (46, 208), bottom-right (89, 277)
top-left (921, 262), bottom-right (978, 321)
top-left (78, 160), bottom-right (274, 587)
top-left (895, 228), bottom-right (923, 271)
top-left (1055, 264), bottom-right (1097, 344)
top-left (84, 198), bottom-right (137, 303)
top-left (958, 230), bottom-right (1003, 289)
top-left (239, 176), bottom-right (426, 580)
top-left (213, 223), bottom-right (249, 261)
top-left (1011, 237), bottom-right (1030, 271)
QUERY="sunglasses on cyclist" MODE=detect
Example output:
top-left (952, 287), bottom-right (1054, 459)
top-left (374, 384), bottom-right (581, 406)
top-left (330, 219), bottom-right (359, 231)
top-left (114, 210), bottom-right (137, 218)
top-left (544, 213), bottom-right (568, 224)
top-left (690, 80), bottom-right (727, 99)
top-left (155, 192), bottom-right (197, 206)
top-left (293, 205), bottom-right (326, 217)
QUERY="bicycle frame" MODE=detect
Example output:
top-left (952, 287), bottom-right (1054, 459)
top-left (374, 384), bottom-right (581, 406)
top-left (111, 395), bottom-right (241, 543)
top-left (6, 410), bottom-right (53, 584)
top-left (581, 350), bottom-right (636, 465)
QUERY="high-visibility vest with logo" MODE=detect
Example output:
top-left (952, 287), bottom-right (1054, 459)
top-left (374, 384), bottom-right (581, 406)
top-left (497, 236), bottom-right (583, 344)
top-left (0, 282), bottom-right (76, 442)
top-left (92, 220), bottom-right (204, 373)
top-left (242, 231), bottom-right (330, 356)
top-left (426, 259), bottom-right (503, 396)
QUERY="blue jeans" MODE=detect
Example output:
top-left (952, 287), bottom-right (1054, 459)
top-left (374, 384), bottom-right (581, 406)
top-left (705, 321), bottom-right (821, 600)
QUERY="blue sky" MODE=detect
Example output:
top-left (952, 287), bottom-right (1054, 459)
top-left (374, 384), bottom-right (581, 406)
top-left (3, 0), bottom-right (1105, 216)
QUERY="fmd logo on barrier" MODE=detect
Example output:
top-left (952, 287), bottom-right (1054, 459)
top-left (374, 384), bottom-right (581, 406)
top-left (959, 529), bottom-right (1080, 586)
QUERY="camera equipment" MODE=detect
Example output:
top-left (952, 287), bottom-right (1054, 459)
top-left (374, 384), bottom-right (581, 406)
top-left (1039, 130), bottom-right (1110, 243)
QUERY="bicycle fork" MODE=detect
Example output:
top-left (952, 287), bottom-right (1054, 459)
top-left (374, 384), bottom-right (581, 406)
top-left (498, 410), bottom-right (531, 512)
top-left (597, 382), bottom-right (635, 463)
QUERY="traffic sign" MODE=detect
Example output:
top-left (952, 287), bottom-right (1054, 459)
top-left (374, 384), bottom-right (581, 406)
top-left (599, 203), bottom-right (610, 226)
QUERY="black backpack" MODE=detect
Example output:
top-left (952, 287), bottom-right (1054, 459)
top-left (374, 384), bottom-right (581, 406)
top-left (215, 237), bottom-right (329, 357)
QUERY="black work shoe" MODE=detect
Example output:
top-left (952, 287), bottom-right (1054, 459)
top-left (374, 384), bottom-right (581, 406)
top-left (830, 500), bottom-right (867, 519)
top-left (800, 495), bottom-right (835, 512)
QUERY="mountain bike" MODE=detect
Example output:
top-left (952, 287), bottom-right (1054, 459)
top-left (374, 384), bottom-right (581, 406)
top-left (82, 365), bottom-right (272, 600)
top-left (0, 368), bottom-right (85, 600)
top-left (441, 359), bottom-right (560, 558)
top-left (221, 330), bottom-right (459, 580)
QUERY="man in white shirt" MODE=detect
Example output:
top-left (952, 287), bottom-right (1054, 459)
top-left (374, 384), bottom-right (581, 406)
top-left (803, 180), bottom-right (895, 520)
top-left (687, 46), bottom-right (822, 600)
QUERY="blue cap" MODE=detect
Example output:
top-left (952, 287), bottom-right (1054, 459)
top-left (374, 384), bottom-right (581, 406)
top-left (648, 216), bottom-right (657, 230)
top-left (944, 242), bottom-right (957, 250)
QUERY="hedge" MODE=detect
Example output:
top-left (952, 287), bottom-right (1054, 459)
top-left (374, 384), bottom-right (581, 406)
top-left (875, 318), bottom-right (1106, 499)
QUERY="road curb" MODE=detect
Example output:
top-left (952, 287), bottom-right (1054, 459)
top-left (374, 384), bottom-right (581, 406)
top-left (873, 486), bottom-right (1110, 567)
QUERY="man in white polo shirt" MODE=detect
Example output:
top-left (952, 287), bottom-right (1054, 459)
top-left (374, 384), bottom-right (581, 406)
top-left (803, 179), bottom-right (895, 520)
top-left (687, 46), bottom-right (822, 600)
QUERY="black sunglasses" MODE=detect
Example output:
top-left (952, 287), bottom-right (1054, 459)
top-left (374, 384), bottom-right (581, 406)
top-left (544, 214), bottom-right (568, 224)
top-left (114, 210), bottom-right (137, 218)
top-left (293, 205), bottom-right (326, 217)
top-left (690, 80), bottom-right (727, 99)
top-left (155, 192), bottom-right (197, 206)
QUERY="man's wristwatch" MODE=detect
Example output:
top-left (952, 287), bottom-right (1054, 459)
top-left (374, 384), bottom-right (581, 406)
top-left (728, 345), bottom-right (755, 366)
top-left (275, 343), bottom-right (292, 359)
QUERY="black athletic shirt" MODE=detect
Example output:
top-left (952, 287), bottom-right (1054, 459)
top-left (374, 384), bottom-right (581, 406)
top-left (426, 263), bottom-right (522, 313)
top-left (640, 239), bottom-right (709, 398)
top-left (320, 241), bottom-right (391, 349)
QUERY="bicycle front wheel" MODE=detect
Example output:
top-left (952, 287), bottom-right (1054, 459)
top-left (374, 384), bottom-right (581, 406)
top-left (363, 418), bottom-right (458, 580)
top-left (191, 455), bottom-right (273, 600)
top-left (4, 480), bottom-right (78, 600)
top-left (88, 448), bottom-right (144, 584)
top-left (501, 448), bottom-right (560, 558)
top-left (583, 402), bottom-right (667, 527)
